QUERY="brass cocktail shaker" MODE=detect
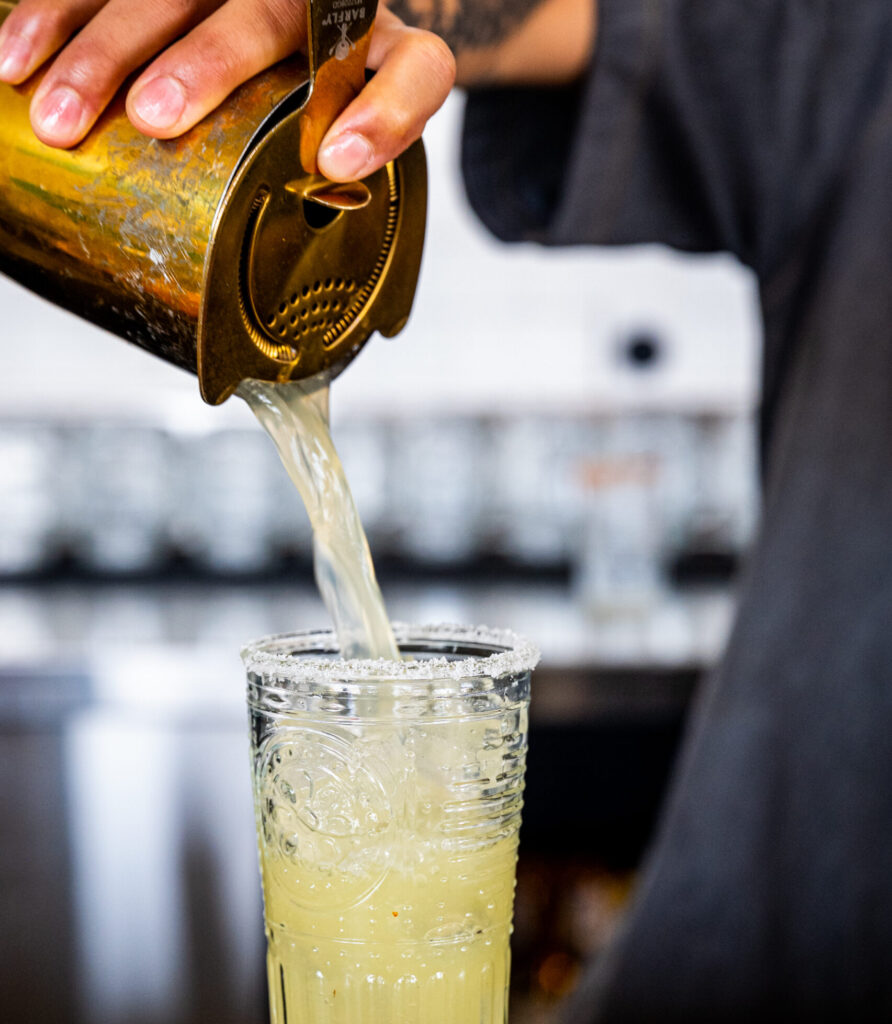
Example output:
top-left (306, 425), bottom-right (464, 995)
top-left (0, 0), bottom-right (426, 404)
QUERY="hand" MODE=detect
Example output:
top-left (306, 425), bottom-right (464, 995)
top-left (0, 0), bottom-right (455, 181)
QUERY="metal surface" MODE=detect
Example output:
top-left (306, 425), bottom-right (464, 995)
top-left (0, 0), bottom-right (426, 403)
top-left (300, 0), bottom-right (377, 177)
top-left (200, 103), bottom-right (426, 404)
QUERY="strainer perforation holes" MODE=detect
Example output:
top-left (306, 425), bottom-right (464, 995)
top-left (322, 171), bottom-right (399, 349)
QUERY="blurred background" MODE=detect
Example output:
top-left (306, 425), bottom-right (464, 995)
top-left (0, 92), bottom-right (761, 1023)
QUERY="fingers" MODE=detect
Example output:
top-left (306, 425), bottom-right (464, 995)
top-left (0, 0), bottom-right (451, 165)
top-left (6, 0), bottom-right (307, 149)
top-left (22, 0), bottom-right (223, 148)
top-left (0, 0), bottom-right (105, 84)
top-left (317, 9), bottom-right (455, 182)
top-left (126, 0), bottom-right (307, 139)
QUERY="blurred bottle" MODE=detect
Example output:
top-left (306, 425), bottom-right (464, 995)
top-left (388, 418), bottom-right (486, 565)
top-left (574, 418), bottom-right (664, 616)
top-left (491, 417), bottom-right (590, 567)
top-left (680, 413), bottom-right (758, 565)
top-left (176, 429), bottom-right (295, 575)
top-left (0, 423), bottom-right (61, 575)
top-left (67, 424), bottom-right (172, 575)
top-left (649, 414), bottom-right (700, 560)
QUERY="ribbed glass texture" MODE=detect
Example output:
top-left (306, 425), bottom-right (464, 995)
top-left (243, 625), bottom-right (537, 1024)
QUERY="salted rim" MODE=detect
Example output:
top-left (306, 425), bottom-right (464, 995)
top-left (240, 622), bottom-right (540, 683)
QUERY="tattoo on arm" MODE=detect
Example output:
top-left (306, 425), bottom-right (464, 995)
top-left (388, 0), bottom-right (549, 53)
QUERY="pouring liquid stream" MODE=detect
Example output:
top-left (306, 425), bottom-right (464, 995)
top-left (237, 377), bottom-right (399, 661)
top-left (238, 379), bottom-right (530, 1024)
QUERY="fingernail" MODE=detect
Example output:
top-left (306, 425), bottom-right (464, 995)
top-left (34, 86), bottom-right (86, 142)
top-left (319, 132), bottom-right (374, 180)
top-left (130, 76), bottom-right (186, 130)
top-left (0, 32), bottom-right (33, 82)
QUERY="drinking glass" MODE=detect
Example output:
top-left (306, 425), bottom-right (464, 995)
top-left (242, 623), bottom-right (538, 1023)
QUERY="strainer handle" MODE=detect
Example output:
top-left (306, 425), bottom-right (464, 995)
top-left (299, 0), bottom-right (379, 175)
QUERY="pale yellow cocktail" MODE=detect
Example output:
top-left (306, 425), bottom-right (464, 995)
top-left (244, 625), bottom-right (537, 1024)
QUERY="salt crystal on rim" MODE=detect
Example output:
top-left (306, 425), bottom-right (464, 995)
top-left (241, 622), bottom-right (540, 683)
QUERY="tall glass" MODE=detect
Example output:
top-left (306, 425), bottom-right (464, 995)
top-left (242, 624), bottom-right (538, 1023)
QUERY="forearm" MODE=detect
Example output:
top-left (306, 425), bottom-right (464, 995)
top-left (389, 0), bottom-right (596, 86)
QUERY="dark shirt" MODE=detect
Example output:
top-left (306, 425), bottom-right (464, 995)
top-left (463, 1), bottom-right (892, 1020)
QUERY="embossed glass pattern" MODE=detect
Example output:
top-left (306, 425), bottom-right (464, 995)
top-left (243, 624), bottom-right (537, 1024)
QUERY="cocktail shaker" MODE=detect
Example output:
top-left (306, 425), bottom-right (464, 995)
top-left (0, 0), bottom-right (426, 404)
